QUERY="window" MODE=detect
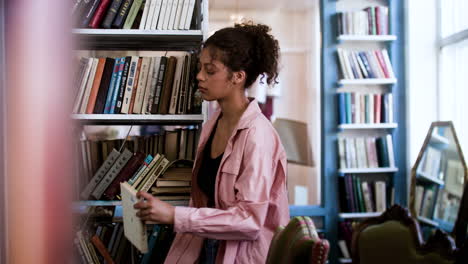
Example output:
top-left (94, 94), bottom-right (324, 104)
top-left (438, 0), bottom-right (468, 151)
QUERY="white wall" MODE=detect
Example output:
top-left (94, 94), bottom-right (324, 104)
top-left (406, 0), bottom-right (439, 168)
top-left (208, 4), bottom-right (322, 205)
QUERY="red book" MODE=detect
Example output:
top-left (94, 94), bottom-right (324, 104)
top-left (374, 50), bottom-right (390, 78)
top-left (103, 152), bottom-right (146, 200)
top-left (90, 234), bottom-right (115, 264)
top-left (89, 0), bottom-right (112, 29)
top-left (86, 58), bottom-right (106, 114)
top-left (374, 94), bottom-right (381, 123)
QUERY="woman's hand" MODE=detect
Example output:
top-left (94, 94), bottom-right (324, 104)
top-left (134, 191), bottom-right (175, 224)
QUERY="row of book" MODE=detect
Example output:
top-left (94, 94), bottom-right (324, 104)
top-left (337, 6), bottom-right (389, 36)
top-left (337, 135), bottom-right (395, 169)
top-left (73, 53), bottom-right (200, 115)
top-left (338, 175), bottom-right (388, 213)
top-left (338, 92), bottom-right (394, 125)
top-left (74, 222), bottom-right (174, 264)
top-left (337, 48), bottom-right (395, 80)
top-left (73, 0), bottom-right (197, 30)
top-left (76, 128), bottom-right (199, 193)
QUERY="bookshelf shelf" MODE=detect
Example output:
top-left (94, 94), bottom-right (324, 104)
top-left (418, 216), bottom-right (440, 227)
top-left (417, 171), bottom-right (444, 185)
top-left (73, 29), bottom-right (204, 50)
top-left (338, 34), bottom-right (397, 42)
top-left (71, 114), bottom-right (205, 125)
top-left (339, 167), bottom-right (398, 174)
top-left (338, 78), bottom-right (397, 85)
top-left (339, 212), bottom-right (382, 219)
top-left (74, 200), bottom-right (122, 207)
top-left (338, 123), bottom-right (398, 129)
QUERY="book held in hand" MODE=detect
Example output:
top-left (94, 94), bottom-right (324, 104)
top-left (120, 181), bottom-right (148, 253)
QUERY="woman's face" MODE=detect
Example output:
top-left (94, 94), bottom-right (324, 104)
top-left (196, 47), bottom-right (236, 101)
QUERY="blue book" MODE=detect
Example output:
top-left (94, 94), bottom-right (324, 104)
top-left (338, 93), bottom-right (346, 124)
top-left (110, 57), bottom-right (126, 114)
top-left (345, 93), bottom-right (352, 124)
top-left (140, 225), bottom-right (161, 264)
top-left (104, 58), bottom-right (121, 114)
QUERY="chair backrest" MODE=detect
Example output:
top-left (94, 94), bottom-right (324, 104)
top-left (352, 205), bottom-right (457, 264)
top-left (266, 216), bottom-right (329, 264)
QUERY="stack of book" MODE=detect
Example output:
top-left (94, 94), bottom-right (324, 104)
top-left (73, 53), bottom-right (200, 115)
top-left (150, 161), bottom-right (192, 205)
top-left (73, 0), bottom-right (197, 30)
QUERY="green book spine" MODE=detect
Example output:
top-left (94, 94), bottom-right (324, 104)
top-left (123, 0), bottom-right (143, 29)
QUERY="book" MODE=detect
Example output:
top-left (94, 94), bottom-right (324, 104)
top-left (139, 0), bottom-right (152, 29)
top-left (149, 0), bottom-right (163, 30)
top-left (133, 57), bottom-right (151, 113)
top-left (183, 0), bottom-right (195, 29)
top-left (168, 56), bottom-right (183, 114)
top-left (156, 179), bottom-right (190, 187)
top-left (79, 0), bottom-right (102, 28)
top-left (112, 0), bottom-right (134, 28)
top-left (158, 56), bottom-right (177, 114)
top-left (151, 56), bottom-right (167, 114)
top-left (123, 0), bottom-right (143, 29)
top-left (151, 186), bottom-right (190, 194)
top-left (114, 56), bottom-right (132, 114)
top-left (132, 154), bottom-right (162, 188)
top-left (102, 0), bottom-right (124, 28)
top-left (120, 182), bottom-right (148, 253)
top-left (103, 57), bottom-right (122, 114)
top-left (93, 58), bottom-right (115, 114)
top-left (141, 57), bottom-right (155, 114)
top-left (139, 157), bottom-right (170, 192)
top-left (73, 58), bottom-right (93, 113)
top-left (89, 0), bottom-right (113, 28)
top-left (161, 0), bottom-right (173, 30)
top-left (121, 56), bottom-right (140, 113)
top-left (147, 56), bottom-right (162, 113)
top-left (81, 148), bottom-right (120, 199)
top-left (91, 234), bottom-right (116, 264)
top-left (91, 148), bottom-right (133, 199)
top-left (103, 151), bottom-right (146, 200)
top-left (128, 154), bottom-right (153, 185)
top-left (128, 57), bottom-right (142, 113)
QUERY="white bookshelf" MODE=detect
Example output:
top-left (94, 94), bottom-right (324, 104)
top-left (338, 34), bottom-right (397, 42)
top-left (338, 78), bottom-right (397, 85)
top-left (339, 167), bottom-right (398, 174)
top-left (339, 212), bottom-right (382, 219)
top-left (338, 123), bottom-right (398, 129)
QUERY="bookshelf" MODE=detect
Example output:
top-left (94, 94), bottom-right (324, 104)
top-left (321, 0), bottom-right (406, 263)
top-left (72, 0), bottom-right (208, 263)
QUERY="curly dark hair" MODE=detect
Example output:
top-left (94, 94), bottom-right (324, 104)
top-left (203, 21), bottom-right (280, 88)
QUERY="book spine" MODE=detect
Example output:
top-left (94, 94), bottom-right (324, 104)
top-left (133, 57), bottom-right (150, 113)
top-left (110, 57), bottom-right (126, 114)
top-left (91, 148), bottom-right (133, 199)
top-left (80, 0), bottom-right (101, 28)
top-left (121, 56), bottom-right (140, 113)
top-left (89, 0), bottom-right (113, 28)
top-left (93, 58), bottom-right (115, 114)
top-left (102, 0), bottom-right (124, 28)
top-left (183, 0), bottom-right (195, 29)
top-left (151, 56), bottom-right (167, 113)
top-left (128, 57), bottom-right (142, 113)
top-left (91, 235), bottom-right (116, 264)
top-left (150, 0), bottom-right (163, 30)
top-left (112, 0), bottom-right (134, 28)
top-left (128, 154), bottom-right (153, 185)
top-left (140, 158), bottom-right (169, 192)
top-left (73, 58), bottom-right (93, 113)
top-left (139, 0), bottom-right (152, 29)
top-left (86, 58), bottom-right (106, 114)
top-left (81, 149), bottom-right (120, 199)
top-left (132, 154), bottom-right (161, 188)
top-left (103, 152), bottom-right (146, 200)
top-left (177, 55), bottom-right (189, 114)
top-left (79, 58), bottom-right (100, 114)
top-left (123, 0), bottom-right (143, 29)
top-left (104, 58), bottom-right (121, 114)
top-left (141, 58), bottom-right (155, 114)
top-left (146, 56), bottom-right (161, 113)
top-left (115, 56), bottom-right (131, 114)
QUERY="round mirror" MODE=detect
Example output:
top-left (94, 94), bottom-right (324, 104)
top-left (410, 121), bottom-right (468, 233)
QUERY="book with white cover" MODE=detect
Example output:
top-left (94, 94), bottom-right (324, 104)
top-left (139, 0), bottom-right (152, 29)
top-left (121, 182), bottom-right (148, 253)
top-left (158, 0), bottom-right (170, 30)
top-left (183, 0), bottom-right (195, 29)
top-left (168, 0), bottom-right (179, 29)
top-left (150, 0), bottom-right (163, 30)
top-left (172, 0), bottom-right (183, 30)
top-left (73, 58), bottom-right (93, 113)
top-left (79, 58), bottom-right (99, 114)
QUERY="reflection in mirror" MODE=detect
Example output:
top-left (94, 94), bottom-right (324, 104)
top-left (411, 121), bottom-right (467, 233)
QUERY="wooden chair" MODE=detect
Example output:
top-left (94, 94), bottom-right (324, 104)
top-left (265, 216), bottom-right (329, 264)
top-left (351, 205), bottom-right (457, 264)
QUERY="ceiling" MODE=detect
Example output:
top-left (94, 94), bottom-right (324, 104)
top-left (209, 0), bottom-right (317, 11)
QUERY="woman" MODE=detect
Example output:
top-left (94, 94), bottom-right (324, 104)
top-left (134, 22), bottom-right (289, 264)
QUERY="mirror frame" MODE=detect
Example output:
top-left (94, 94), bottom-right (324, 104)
top-left (409, 121), bottom-right (468, 236)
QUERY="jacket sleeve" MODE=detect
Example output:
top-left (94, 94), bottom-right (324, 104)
top-left (173, 127), bottom-right (277, 241)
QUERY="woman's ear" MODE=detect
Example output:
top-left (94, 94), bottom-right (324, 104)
top-left (232, 70), bottom-right (246, 85)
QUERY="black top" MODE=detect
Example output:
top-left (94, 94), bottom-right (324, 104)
top-left (197, 120), bottom-right (223, 207)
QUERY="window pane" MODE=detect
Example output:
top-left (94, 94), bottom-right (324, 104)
top-left (441, 0), bottom-right (468, 38)
top-left (439, 39), bottom-right (468, 151)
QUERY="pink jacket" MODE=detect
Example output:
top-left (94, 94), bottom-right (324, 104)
top-left (164, 100), bottom-right (290, 264)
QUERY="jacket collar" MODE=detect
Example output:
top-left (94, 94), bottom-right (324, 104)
top-left (208, 98), bottom-right (262, 132)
